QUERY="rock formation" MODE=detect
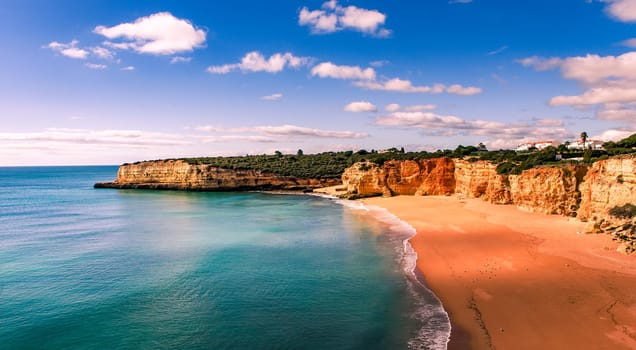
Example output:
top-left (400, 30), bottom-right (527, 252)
top-left (340, 156), bottom-right (635, 252)
top-left (454, 160), bottom-right (495, 199)
top-left (508, 165), bottom-right (587, 216)
top-left (577, 155), bottom-right (636, 253)
top-left (341, 158), bottom-right (455, 199)
top-left (94, 160), bottom-right (340, 191)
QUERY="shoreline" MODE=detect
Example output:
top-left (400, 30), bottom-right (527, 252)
top-left (345, 202), bottom-right (452, 349)
top-left (361, 195), bottom-right (636, 350)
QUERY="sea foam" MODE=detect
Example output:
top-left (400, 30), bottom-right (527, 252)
top-left (338, 200), bottom-right (452, 350)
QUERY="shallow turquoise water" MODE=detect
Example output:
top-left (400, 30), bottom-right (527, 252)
top-left (0, 166), bottom-right (449, 349)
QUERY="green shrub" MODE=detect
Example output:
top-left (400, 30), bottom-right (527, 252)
top-left (496, 162), bottom-right (516, 175)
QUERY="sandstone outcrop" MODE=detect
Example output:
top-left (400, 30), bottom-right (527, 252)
top-left (340, 157), bottom-right (636, 252)
top-left (577, 156), bottom-right (636, 252)
top-left (343, 159), bottom-right (588, 216)
top-left (341, 158), bottom-right (455, 199)
top-left (454, 160), bottom-right (494, 198)
top-left (508, 165), bottom-right (587, 216)
top-left (483, 173), bottom-right (512, 205)
top-left (94, 160), bottom-right (340, 191)
top-left (578, 155), bottom-right (636, 221)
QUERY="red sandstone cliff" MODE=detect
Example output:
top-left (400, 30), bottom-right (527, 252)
top-left (341, 157), bottom-right (635, 251)
top-left (449, 160), bottom-right (586, 215)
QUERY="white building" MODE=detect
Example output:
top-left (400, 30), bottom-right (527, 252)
top-left (566, 139), bottom-right (604, 150)
top-left (516, 140), bottom-right (557, 152)
top-left (534, 140), bottom-right (557, 149)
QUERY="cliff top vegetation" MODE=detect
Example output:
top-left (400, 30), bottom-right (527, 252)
top-left (129, 134), bottom-right (635, 179)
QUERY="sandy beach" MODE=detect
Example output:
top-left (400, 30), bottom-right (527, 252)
top-left (362, 195), bottom-right (636, 350)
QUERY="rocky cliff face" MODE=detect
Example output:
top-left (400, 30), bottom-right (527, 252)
top-left (95, 160), bottom-right (340, 191)
top-left (483, 173), bottom-right (513, 205)
top-left (509, 166), bottom-right (588, 216)
top-left (343, 159), bottom-right (588, 215)
top-left (454, 160), bottom-right (500, 199)
top-left (577, 156), bottom-right (636, 252)
top-left (341, 156), bottom-right (636, 252)
top-left (341, 158), bottom-right (455, 199)
top-left (578, 156), bottom-right (636, 221)
top-left (453, 160), bottom-right (587, 213)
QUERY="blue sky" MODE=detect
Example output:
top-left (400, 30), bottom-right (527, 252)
top-left (1, 0), bottom-right (636, 165)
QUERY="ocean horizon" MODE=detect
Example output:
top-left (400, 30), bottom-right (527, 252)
top-left (0, 166), bottom-right (450, 349)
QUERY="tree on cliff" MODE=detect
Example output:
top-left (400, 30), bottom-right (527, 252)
top-left (580, 131), bottom-right (588, 149)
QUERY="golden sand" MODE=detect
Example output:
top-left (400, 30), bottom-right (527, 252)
top-left (362, 195), bottom-right (636, 350)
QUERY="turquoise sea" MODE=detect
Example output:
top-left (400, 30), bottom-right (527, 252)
top-left (0, 166), bottom-right (450, 349)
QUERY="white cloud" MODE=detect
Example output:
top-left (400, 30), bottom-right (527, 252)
top-left (446, 84), bottom-right (482, 95)
top-left (246, 125), bottom-right (368, 138)
top-left (193, 125), bottom-right (225, 132)
top-left (593, 128), bottom-right (636, 141)
top-left (0, 128), bottom-right (191, 146)
top-left (170, 56), bottom-right (192, 64)
top-left (46, 40), bottom-right (89, 59)
top-left (550, 85), bottom-right (636, 106)
top-left (203, 135), bottom-right (277, 143)
top-left (299, 1), bottom-right (390, 37)
top-left (375, 111), bottom-right (573, 146)
top-left (121, 66), bottom-right (135, 71)
top-left (385, 103), bottom-right (401, 112)
top-left (196, 124), bottom-right (368, 139)
top-left (369, 60), bottom-right (389, 67)
top-left (534, 118), bottom-right (564, 126)
top-left (354, 78), bottom-right (482, 95)
top-left (94, 12), bottom-right (206, 55)
top-left (603, 0), bottom-right (636, 22)
top-left (521, 51), bottom-right (636, 109)
top-left (207, 51), bottom-right (309, 74)
top-left (311, 62), bottom-right (376, 80)
top-left (299, 8), bottom-right (338, 33)
top-left (404, 104), bottom-right (437, 112)
top-left (596, 103), bottom-right (636, 122)
top-left (517, 56), bottom-right (563, 71)
top-left (621, 38), bottom-right (636, 48)
top-left (261, 93), bottom-right (283, 101)
top-left (384, 103), bottom-right (437, 112)
top-left (555, 52), bottom-right (636, 84)
top-left (90, 46), bottom-right (115, 59)
top-left (355, 79), bottom-right (439, 93)
top-left (344, 101), bottom-right (377, 113)
top-left (85, 63), bottom-right (107, 70)
top-left (487, 46), bottom-right (508, 56)
top-left (310, 60), bottom-right (479, 96)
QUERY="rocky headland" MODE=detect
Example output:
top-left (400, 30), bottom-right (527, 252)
top-left (94, 160), bottom-right (340, 192)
